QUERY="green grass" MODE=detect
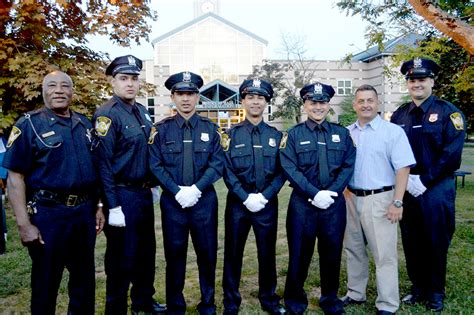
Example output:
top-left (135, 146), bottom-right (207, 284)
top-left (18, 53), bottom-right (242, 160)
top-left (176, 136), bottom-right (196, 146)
top-left (1, 147), bottom-right (473, 314)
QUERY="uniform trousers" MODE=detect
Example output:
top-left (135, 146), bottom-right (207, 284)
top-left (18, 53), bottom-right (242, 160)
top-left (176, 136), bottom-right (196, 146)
top-left (401, 177), bottom-right (455, 301)
top-left (222, 193), bottom-right (280, 313)
top-left (160, 187), bottom-right (218, 315)
top-left (284, 192), bottom-right (346, 314)
top-left (104, 186), bottom-right (156, 315)
top-left (28, 200), bottom-right (96, 315)
top-left (343, 189), bottom-right (399, 313)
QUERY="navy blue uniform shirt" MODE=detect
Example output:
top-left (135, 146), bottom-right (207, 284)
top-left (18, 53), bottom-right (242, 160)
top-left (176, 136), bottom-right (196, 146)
top-left (280, 119), bottom-right (356, 198)
top-left (391, 95), bottom-right (465, 187)
top-left (2, 107), bottom-right (98, 194)
top-left (93, 95), bottom-right (154, 208)
top-left (149, 113), bottom-right (224, 194)
top-left (224, 119), bottom-right (285, 201)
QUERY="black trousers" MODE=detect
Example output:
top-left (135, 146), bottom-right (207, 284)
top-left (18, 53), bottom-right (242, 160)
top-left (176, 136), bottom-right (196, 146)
top-left (160, 187), bottom-right (218, 315)
top-left (401, 177), bottom-right (456, 301)
top-left (104, 186), bottom-right (156, 315)
top-left (28, 200), bottom-right (97, 315)
top-left (284, 192), bottom-right (346, 314)
top-left (222, 193), bottom-right (280, 312)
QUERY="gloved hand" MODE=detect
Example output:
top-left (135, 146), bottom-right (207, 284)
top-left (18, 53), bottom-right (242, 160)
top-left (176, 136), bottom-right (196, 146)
top-left (312, 190), bottom-right (338, 209)
top-left (407, 174), bottom-right (427, 197)
top-left (244, 193), bottom-right (268, 213)
top-left (175, 185), bottom-right (202, 208)
top-left (108, 206), bottom-right (126, 227)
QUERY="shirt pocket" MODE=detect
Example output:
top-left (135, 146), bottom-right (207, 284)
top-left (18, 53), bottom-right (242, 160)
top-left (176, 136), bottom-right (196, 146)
top-left (194, 141), bottom-right (211, 169)
top-left (122, 125), bottom-right (143, 148)
top-left (230, 145), bottom-right (252, 170)
top-left (327, 142), bottom-right (347, 166)
top-left (295, 141), bottom-right (317, 167)
top-left (422, 123), bottom-right (443, 148)
top-left (161, 141), bottom-right (182, 166)
top-left (263, 146), bottom-right (278, 172)
top-left (35, 134), bottom-right (64, 150)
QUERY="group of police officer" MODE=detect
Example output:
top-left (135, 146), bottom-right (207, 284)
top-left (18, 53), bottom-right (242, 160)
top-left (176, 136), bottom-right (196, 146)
top-left (2, 55), bottom-right (465, 315)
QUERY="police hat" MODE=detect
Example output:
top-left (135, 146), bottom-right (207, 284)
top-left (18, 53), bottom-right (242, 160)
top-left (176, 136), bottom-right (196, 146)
top-left (300, 82), bottom-right (335, 103)
top-left (105, 55), bottom-right (143, 76)
top-left (401, 57), bottom-right (440, 79)
top-left (239, 78), bottom-right (274, 102)
top-left (165, 71), bottom-right (203, 93)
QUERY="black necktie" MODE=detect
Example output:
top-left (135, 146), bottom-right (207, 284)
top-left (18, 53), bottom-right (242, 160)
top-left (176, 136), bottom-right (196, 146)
top-left (252, 127), bottom-right (265, 191)
top-left (132, 105), bottom-right (146, 136)
top-left (411, 106), bottom-right (424, 173)
top-left (183, 121), bottom-right (194, 185)
top-left (317, 125), bottom-right (329, 188)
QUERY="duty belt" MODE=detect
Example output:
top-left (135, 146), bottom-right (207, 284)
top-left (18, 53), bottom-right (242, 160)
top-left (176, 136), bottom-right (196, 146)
top-left (33, 190), bottom-right (91, 207)
top-left (348, 185), bottom-right (394, 197)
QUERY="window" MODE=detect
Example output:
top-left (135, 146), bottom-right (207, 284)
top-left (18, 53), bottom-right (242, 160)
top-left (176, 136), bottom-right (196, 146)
top-left (268, 104), bottom-right (273, 121)
top-left (147, 98), bottom-right (155, 121)
top-left (337, 80), bottom-right (352, 95)
top-left (399, 80), bottom-right (408, 93)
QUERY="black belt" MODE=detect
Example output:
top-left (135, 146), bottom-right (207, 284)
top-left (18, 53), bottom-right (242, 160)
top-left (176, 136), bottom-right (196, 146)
top-left (116, 181), bottom-right (150, 189)
top-left (33, 190), bottom-right (91, 207)
top-left (348, 185), bottom-right (394, 197)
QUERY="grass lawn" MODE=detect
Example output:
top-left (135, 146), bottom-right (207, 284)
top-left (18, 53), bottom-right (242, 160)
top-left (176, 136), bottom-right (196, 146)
top-left (1, 146), bottom-right (473, 314)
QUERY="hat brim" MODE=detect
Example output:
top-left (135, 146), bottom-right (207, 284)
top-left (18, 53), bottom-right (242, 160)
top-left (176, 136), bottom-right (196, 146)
top-left (241, 87), bottom-right (271, 100)
top-left (171, 82), bottom-right (200, 93)
top-left (303, 94), bottom-right (330, 103)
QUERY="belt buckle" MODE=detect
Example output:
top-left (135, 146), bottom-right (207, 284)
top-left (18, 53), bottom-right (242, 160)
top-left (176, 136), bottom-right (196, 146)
top-left (66, 195), bottom-right (78, 207)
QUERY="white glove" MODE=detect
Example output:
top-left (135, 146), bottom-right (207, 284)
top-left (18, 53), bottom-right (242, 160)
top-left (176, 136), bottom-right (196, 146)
top-left (108, 206), bottom-right (126, 227)
top-left (243, 193), bottom-right (268, 213)
top-left (407, 174), bottom-right (427, 197)
top-left (175, 185), bottom-right (202, 208)
top-left (312, 190), bottom-right (338, 209)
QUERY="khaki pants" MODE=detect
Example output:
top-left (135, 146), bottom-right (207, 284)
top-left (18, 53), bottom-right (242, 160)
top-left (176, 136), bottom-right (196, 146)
top-left (343, 190), bottom-right (399, 313)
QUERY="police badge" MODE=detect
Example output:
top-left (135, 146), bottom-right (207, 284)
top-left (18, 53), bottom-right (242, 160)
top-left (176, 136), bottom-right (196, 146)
top-left (314, 83), bottom-right (323, 95)
top-left (252, 78), bottom-right (261, 88)
top-left (128, 55), bottom-right (136, 66)
top-left (413, 57), bottom-right (422, 68)
top-left (183, 71), bottom-right (191, 82)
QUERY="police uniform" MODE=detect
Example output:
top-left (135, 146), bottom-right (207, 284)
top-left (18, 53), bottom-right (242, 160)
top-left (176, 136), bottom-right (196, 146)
top-left (222, 79), bottom-right (285, 314)
top-left (3, 107), bottom-right (99, 314)
top-left (280, 83), bottom-right (356, 315)
top-left (148, 72), bottom-right (224, 315)
top-left (391, 58), bottom-right (466, 310)
top-left (93, 55), bottom-right (161, 315)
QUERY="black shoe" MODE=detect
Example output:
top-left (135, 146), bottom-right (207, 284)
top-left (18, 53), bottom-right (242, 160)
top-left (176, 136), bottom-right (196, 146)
top-left (376, 311), bottom-right (395, 315)
top-left (427, 300), bottom-right (444, 312)
top-left (340, 296), bottom-right (366, 307)
top-left (401, 293), bottom-right (424, 305)
top-left (262, 304), bottom-right (287, 315)
top-left (324, 310), bottom-right (346, 315)
top-left (131, 301), bottom-right (167, 315)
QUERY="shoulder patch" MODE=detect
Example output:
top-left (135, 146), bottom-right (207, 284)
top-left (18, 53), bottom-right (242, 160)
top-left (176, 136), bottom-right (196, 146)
top-left (279, 131), bottom-right (288, 149)
top-left (95, 116), bottom-right (112, 137)
top-left (148, 126), bottom-right (158, 144)
top-left (450, 112), bottom-right (464, 131)
top-left (6, 126), bottom-right (22, 148)
top-left (218, 128), bottom-right (231, 151)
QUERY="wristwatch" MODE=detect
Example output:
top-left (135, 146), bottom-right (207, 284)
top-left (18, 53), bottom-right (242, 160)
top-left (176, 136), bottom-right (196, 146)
top-left (392, 199), bottom-right (403, 208)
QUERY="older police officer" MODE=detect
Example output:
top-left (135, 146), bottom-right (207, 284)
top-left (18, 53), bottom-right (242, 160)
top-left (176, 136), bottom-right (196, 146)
top-left (391, 58), bottom-right (466, 312)
top-left (149, 71), bottom-right (224, 315)
top-left (3, 70), bottom-right (104, 314)
top-left (280, 82), bottom-right (356, 315)
top-left (93, 55), bottom-right (165, 315)
top-left (222, 78), bottom-right (286, 315)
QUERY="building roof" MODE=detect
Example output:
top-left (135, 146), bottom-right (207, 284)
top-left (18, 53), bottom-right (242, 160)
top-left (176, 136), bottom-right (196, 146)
top-left (352, 33), bottom-right (425, 62)
top-left (151, 12), bottom-right (268, 46)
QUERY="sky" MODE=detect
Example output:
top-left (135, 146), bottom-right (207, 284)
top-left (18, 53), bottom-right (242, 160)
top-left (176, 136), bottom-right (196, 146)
top-left (88, 0), bottom-right (371, 61)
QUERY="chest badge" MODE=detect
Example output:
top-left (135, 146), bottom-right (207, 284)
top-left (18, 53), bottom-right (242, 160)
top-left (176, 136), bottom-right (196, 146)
top-left (428, 113), bottom-right (438, 123)
top-left (269, 138), bottom-right (276, 147)
top-left (332, 134), bottom-right (341, 142)
top-left (201, 132), bottom-right (209, 142)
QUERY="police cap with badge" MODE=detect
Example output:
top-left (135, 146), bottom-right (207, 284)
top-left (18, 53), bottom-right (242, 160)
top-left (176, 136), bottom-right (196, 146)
top-left (300, 82), bottom-right (335, 103)
top-left (400, 57), bottom-right (440, 80)
top-left (239, 78), bottom-right (274, 102)
top-left (105, 55), bottom-right (143, 77)
top-left (165, 71), bottom-right (204, 93)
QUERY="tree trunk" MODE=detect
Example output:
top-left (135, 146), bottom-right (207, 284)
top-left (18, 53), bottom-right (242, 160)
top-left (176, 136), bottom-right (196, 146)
top-left (408, 0), bottom-right (474, 55)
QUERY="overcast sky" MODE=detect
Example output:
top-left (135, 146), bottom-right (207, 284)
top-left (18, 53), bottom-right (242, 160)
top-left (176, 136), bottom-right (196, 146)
top-left (88, 0), bottom-right (371, 61)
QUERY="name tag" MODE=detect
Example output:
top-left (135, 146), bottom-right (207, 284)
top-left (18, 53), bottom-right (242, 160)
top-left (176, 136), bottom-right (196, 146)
top-left (235, 143), bottom-right (245, 148)
top-left (41, 131), bottom-right (56, 138)
top-left (300, 141), bottom-right (311, 145)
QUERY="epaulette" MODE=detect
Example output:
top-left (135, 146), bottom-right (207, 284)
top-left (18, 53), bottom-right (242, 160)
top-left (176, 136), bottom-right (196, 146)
top-left (399, 102), bottom-right (410, 108)
top-left (156, 116), bottom-right (174, 125)
top-left (95, 98), bottom-right (117, 116)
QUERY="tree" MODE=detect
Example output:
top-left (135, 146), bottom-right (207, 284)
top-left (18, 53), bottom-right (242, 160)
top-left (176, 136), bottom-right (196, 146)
top-left (337, 0), bottom-right (473, 132)
top-left (251, 32), bottom-right (320, 124)
top-left (0, 0), bottom-right (157, 132)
